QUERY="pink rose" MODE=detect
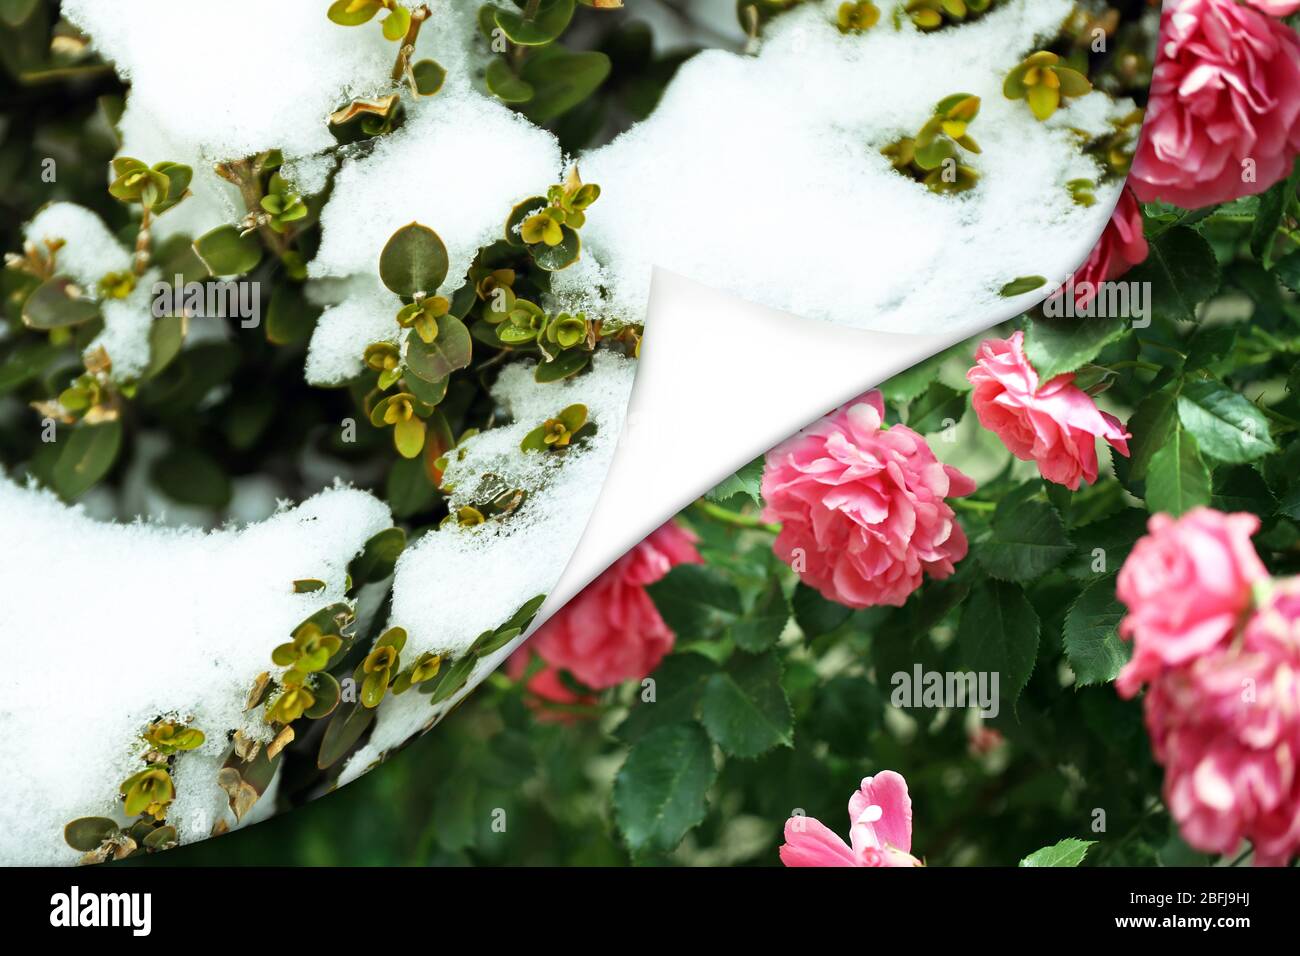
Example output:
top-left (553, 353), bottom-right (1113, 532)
top-left (762, 391), bottom-right (975, 609)
top-left (526, 522), bottom-right (701, 690)
top-left (1241, 0), bottom-right (1300, 17)
top-left (966, 331), bottom-right (1130, 491)
top-left (1116, 508), bottom-right (1267, 696)
top-left (780, 771), bottom-right (923, 867)
top-left (1130, 0), bottom-right (1300, 208)
top-left (1051, 187), bottom-right (1149, 310)
top-left (1141, 581), bottom-right (1300, 866)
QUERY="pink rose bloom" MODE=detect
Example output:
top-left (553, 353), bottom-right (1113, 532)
top-left (1051, 188), bottom-right (1148, 310)
top-left (966, 331), bottom-right (1130, 491)
top-left (762, 391), bottom-right (975, 609)
top-left (780, 771), bottom-right (923, 867)
top-left (1116, 508), bottom-right (1267, 696)
top-left (1241, 0), bottom-right (1300, 18)
top-left (1130, 0), bottom-right (1300, 208)
top-left (1141, 581), bottom-right (1300, 866)
top-left (526, 522), bottom-right (701, 690)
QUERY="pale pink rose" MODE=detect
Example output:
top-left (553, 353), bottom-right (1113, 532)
top-left (780, 771), bottom-right (923, 867)
top-left (1051, 188), bottom-right (1149, 310)
top-left (966, 331), bottom-right (1130, 491)
top-left (1241, 0), bottom-right (1300, 18)
top-left (526, 522), bottom-right (701, 690)
top-left (1130, 0), bottom-right (1300, 208)
top-left (1116, 508), bottom-right (1267, 696)
top-left (761, 391), bottom-right (975, 609)
top-left (1141, 580), bottom-right (1300, 866)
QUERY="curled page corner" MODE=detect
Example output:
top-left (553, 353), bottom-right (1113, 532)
top-left (541, 268), bottom-right (961, 624)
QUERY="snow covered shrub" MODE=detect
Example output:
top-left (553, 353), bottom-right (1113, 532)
top-left (0, 0), bottom-right (1153, 865)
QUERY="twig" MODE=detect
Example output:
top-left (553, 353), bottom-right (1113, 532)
top-left (691, 499), bottom-right (780, 534)
top-left (391, 4), bottom-right (431, 86)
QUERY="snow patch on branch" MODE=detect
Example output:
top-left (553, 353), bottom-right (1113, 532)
top-left (0, 478), bottom-right (392, 864)
top-left (339, 351), bottom-right (636, 782)
top-left (580, 0), bottom-right (1128, 333)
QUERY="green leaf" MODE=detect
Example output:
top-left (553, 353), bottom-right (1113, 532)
top-left (1273, 248), bottom-right (1300, 294)
top-left (0, 341), bottom-right (59, 393)
top-left (265, 283), bottom-right (318, 346)
top-left (327, 0), bottom-right (381, 26)
top-left (145, 315), bottom-right (186, 379)
top-left (645, 564), bottom-right (742, 639)
top-left (63, 816), bottom-right (118, 851)
top-left (878, 346), bottom-right (956, 404)
top-left (1211, 465), bottom-right (1276, 521)
top-left (150, 161), bottom-right (192, 214)
top-left (0, 0), bottom-right (40, 27)
top-left (705, 457), bottom-right (764, 506)
top-left (729, 577), bottom-right (788, 653)
top-left (485, 57), bottom-right (534, 103)
top-left (349, 527), bottom-right (406, 588)
top-left (404, 370), bottom-right (449, 405)
top-left (52, 420), bottom-right (122, 499)
top-left (700, 651), bottom-right (793, 758)
top-left (528, 225), bottom-right (581, 271)
top-left (1062, 574), bottom-right (1130, 686)
top-left (956, 579), bottom-right (1040, 706)
top-left (534, 349), bottom-right (589, 382)
top-left (405, 313), bottom-right (471, 381)
top-left (1145, 426), bottom-right (1210, 516)
top-left (1125, 387), bottom-right (1179, 482)
top-left (379, 222), bottom-right (449, 297)
top-left (317, 700), bottom-right (376, 769)
top-left (791, 581), bottom-right (852, 637)
top-left (411, 58), bottom-right (446, 96)
top-left (151, 447), bottom-right (232, 508)
top-left (1124, 226), bottom-right (1220, 324)
top-left (615, 653), bottom-right (717, 743)
top-left (1177, 380), bottom-right (1275, 464)
top-left (1183, 324), bottom-right (1236, 373)
top-left (978, 495), bottom-right (1072, 582)
top-left (613, 722), bottom-right (716, 855)
top-left (999, 276), bottom-right (1046, 297)
top-left (493, 0), bottom-right (575, 46)
top-left (21, 277), bottom-right (100, 329)
top-left (521, 50), bottom-right (612, 125)
top-left (1024, 315), bottom-right (1126, 381)
top-left (193, 224), bottom-right (262, 277)
top-left (807, 675), bottom-right (881, 757)
top-left (906, 380), bottom-right (966, 434)
top-left (1019, 837), bottom-right (1095, 867)
top-left (1251, 162), bottom-right (1299, 266)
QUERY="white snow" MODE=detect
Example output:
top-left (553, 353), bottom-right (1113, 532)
top-left (309, 88), bottom-right (563, 293)
top-left (579, 0), bottom-right (1126, 333)
top-left (304, 281), bottom-right (405, 386)
top-left (23, 203), bottom-right (159, 380)
top-left (24, 202), bottom-right (131, 286)
top-left (0, 477), bottom-right (392, 864)
top-left (93, 270), bottom-right (159, 381)
top-left (340, 352), bottom-right (636, 780)
top-left (61, 0), bottom-right (480, 164)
